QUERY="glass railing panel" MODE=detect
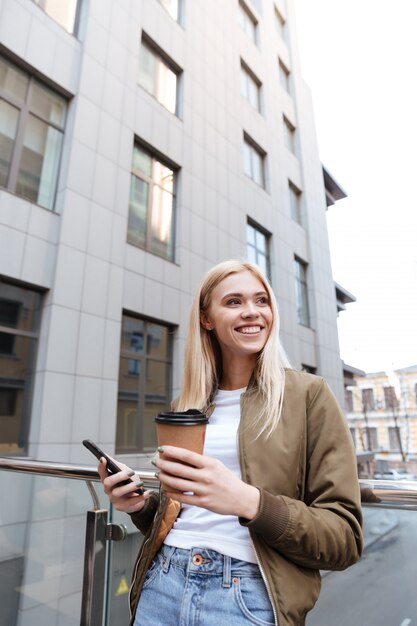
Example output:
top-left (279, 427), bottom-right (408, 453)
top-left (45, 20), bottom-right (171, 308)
top-left (307, 508), bottom-right (417, 625)
top-left (0, 470), bottom-right (107, 626)
top-left (105, 504), bottom-right (145, 626)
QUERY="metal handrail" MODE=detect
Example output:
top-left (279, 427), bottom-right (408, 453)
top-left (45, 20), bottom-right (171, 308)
top-left (0, 457), bottom-right (416, 510)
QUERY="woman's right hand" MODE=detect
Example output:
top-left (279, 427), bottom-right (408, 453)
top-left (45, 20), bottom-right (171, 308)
top-left (97, 457), bottom-right (152, 514)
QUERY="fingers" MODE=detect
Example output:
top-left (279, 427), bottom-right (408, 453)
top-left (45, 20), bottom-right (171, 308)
top-left (158, 446), bottom-right (206, 468)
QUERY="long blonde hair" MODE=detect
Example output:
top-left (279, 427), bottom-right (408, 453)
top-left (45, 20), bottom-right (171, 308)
top-left (175, 260), bottom-right (291, 437)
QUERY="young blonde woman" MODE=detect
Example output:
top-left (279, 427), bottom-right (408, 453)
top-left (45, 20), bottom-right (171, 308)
top-left (99, 260), bottom-right (363, 626)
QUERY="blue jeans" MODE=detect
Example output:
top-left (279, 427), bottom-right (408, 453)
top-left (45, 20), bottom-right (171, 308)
top-left (134, 545), bottom-right (276, 626)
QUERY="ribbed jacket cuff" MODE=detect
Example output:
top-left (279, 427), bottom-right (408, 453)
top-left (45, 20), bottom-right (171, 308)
top-left (129, 492), bottom-right (159, 533)
top-left (239, 488), bottom-right (290, 541)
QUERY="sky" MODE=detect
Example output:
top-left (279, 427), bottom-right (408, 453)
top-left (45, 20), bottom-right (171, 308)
top-left (294, 0), bottom-right (417, 374)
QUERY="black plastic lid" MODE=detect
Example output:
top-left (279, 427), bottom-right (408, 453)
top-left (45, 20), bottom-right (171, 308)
top-left (155, 409), bottom-right (209, 425)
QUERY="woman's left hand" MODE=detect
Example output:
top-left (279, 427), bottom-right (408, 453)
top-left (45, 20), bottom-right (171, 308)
top-left (154, 446), bottom-right (260, 520)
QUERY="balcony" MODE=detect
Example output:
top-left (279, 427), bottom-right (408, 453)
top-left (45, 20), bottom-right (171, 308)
top-left (0, 458), bottom-right (416, 625)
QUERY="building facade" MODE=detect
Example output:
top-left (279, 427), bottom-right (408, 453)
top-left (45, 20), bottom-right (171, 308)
top-left (0, 0), bottom-right (344, 467)
top-left (346, 365), bottom-right (417, 474)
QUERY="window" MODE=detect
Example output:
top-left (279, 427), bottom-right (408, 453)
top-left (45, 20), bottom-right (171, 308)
top-left (283, 115), bottom-right (296, 154)
top-left (388, 426), bottom-right (401, 452)
top-left (0, 281), bottom-right (42, 455)
top-left (278, 59), bottom-right (290, 93)
top-left (384, 386), bottom-right (398, 410)
top-left (159, 0), bottom-right (183, 23)
top-left (32, 0), bottom-right (79, 34)
top-left (361, 388), bottom-right (375, 411)
top-left (294, 258), bottom-right (310, 326)
top-left (138, 36), bottom-right (180, 114)
top-left (288, 181), bottom-right (302, 224)
top-left (243, 135), bottom-right (265, 188)
top-left (247, 220), bottom-right (271, 279)
top-left (128, 142), bottom-right (176, 261)
top-left (365, 427), bottom-right (379, 450)
top-left (0, 55), bottom-right (67, 210)
top-left (240, 62), bottom-right (261, 112)
top-left (117, 315), bottom-right (173, 453)
top-left (301, 364), bottom-right (316, 375)
top-left (274, 7), bottom-right (286, 40)
top-left (349, 427), bottom-right (356, 447)
top-left (345, 388), bottom-right (354, 412)
top-left (238, 1), bottom-right (257, 44)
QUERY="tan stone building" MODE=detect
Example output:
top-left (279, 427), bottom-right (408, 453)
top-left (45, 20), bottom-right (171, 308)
top-left (345, 364), bottom-right (417, 474)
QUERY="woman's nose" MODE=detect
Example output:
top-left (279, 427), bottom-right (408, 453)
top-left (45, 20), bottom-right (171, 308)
top-left (242, 302), bottom-right (259, 318)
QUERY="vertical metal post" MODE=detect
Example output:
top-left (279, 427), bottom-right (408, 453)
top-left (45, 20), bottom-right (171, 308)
top-left (80, 509), bottom-right (108, 626)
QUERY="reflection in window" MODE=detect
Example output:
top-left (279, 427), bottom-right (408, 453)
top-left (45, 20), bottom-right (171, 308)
top-left (238, 1), bottom-right (257, 44)
top-left (0, 281), bottom-right (42, 455)
top-left (240, 62), bottom-right (261, 112)
top-left (117, 314), bottom-right (173, 453)
top-left (32, 0), bottom-right (79, 35)
top-left (243, 135), bottom-right (265, 188)
top-left (0, 55), bottom-right (67, 210)
top-left (138, 38), bottom-right (180, 115)
top-left (294, 257), bottom-right (310, 326)
top-left (128, 142), bottom-right (176, 261)
top-left (247, 221), bottom-right (271, 280)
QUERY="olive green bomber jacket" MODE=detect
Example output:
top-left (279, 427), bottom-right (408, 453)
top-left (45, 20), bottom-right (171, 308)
top-left (128, 369), bottom-right (363, 626)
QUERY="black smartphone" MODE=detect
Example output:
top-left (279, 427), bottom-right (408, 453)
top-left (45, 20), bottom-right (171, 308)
top-left (82, 438), bottom-right (144, 495)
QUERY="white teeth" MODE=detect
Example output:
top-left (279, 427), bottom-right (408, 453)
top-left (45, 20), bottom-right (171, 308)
top-left (238, 326), bottom-right (261, 334)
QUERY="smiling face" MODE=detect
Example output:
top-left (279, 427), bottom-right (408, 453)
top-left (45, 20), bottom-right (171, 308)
top-left (201, 270), bottom-right (273, 363)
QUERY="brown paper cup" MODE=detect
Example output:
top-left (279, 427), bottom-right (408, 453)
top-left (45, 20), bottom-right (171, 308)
top-left (156, 422), bottom-right (207, 455)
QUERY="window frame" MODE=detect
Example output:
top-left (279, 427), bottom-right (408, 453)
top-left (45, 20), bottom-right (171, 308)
top-left (32, 0), bottom-right (80, 35)
top-left (127, 141), bottom-right (178, 262)
top-left (283, 115), bottom-right (296, 154)
top-left (243, 134), bottom-right (266, 189)
top-left (116, 314), bottom-right (174, 454)
top-left (138, 34), bottom-right (182, 116)
top-left (278, 58), bottom-right (291, 94)
top-left (288, 180), bottom-right (302, 224)
top-left (274, 6), bottom-right (287, 41)
top-left (294, 257), bottom-right (310, 327)
top-left (238, 0), bottom-right (258, 45)
top-left (0, 55), bottom-right (67, 210)
top-left (240, 60), bottom-right (262, 112)
top-left (246, 219), bottom-right (271, 280)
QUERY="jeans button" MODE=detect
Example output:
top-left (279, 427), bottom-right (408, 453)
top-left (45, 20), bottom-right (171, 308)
top-left (192, 554), bottom-right (204, 565)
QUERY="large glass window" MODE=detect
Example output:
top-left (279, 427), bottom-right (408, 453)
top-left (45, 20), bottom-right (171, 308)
top-left (0, 55), bottom-right (67, 210)
top-left (32, 0), bottom-right (79, 35)
top-left (388, 426), bottom-right (401, 451)
top-left (0, 281), bottom-right (42, 455)
top-left (117, 315), bottom-right (173, 453)
top-left (294, 257), bottom-right (310, 326)
top-left (238, 1), bottom-right (257, 45)
top-left (138, 37), bottom-right (180, 115)
top-left (243, 135), bottom-right (265, 188)
top-left (247, 220), bottom-right (271, 280)
top-left (128, 143), bottom-right (176, 261)
top-left (240, 62), bottom-right (261, 112)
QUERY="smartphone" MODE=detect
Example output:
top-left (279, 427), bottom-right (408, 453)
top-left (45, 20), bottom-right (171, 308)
top-left (82, 439), bottom-right (144, 495)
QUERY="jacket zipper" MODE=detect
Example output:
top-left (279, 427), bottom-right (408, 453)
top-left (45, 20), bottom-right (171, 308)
top-left (238, 393), bottom-right (279, 626)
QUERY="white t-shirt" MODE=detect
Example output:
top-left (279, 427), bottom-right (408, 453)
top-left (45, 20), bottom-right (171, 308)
top-left (163, 387), bottom-right (258, 564)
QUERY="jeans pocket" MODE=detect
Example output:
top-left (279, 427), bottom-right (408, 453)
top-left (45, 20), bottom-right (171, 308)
top-left (142, 554), bottom-right (163, 589)
top-left (233, 576), bottom-right (275, 625)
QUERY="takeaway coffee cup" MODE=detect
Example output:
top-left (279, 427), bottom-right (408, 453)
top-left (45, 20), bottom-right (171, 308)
top-left (155, 409), bottom-right (209, 455)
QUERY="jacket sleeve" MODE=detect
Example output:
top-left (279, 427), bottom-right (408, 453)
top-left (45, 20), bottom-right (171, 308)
top-left (241, 378), bottom-right (364, 570)
top-left (129, 491), bottom-right (160, 535)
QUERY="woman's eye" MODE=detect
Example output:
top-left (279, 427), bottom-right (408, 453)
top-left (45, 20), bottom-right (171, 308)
top-left (227, 299), bottom-right (240, 305)
top-left (257, 297), bottom-right (269, 305)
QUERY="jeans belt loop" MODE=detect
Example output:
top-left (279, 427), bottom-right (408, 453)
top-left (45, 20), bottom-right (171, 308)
top-left (222, 554), bottom-right (232, 588)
